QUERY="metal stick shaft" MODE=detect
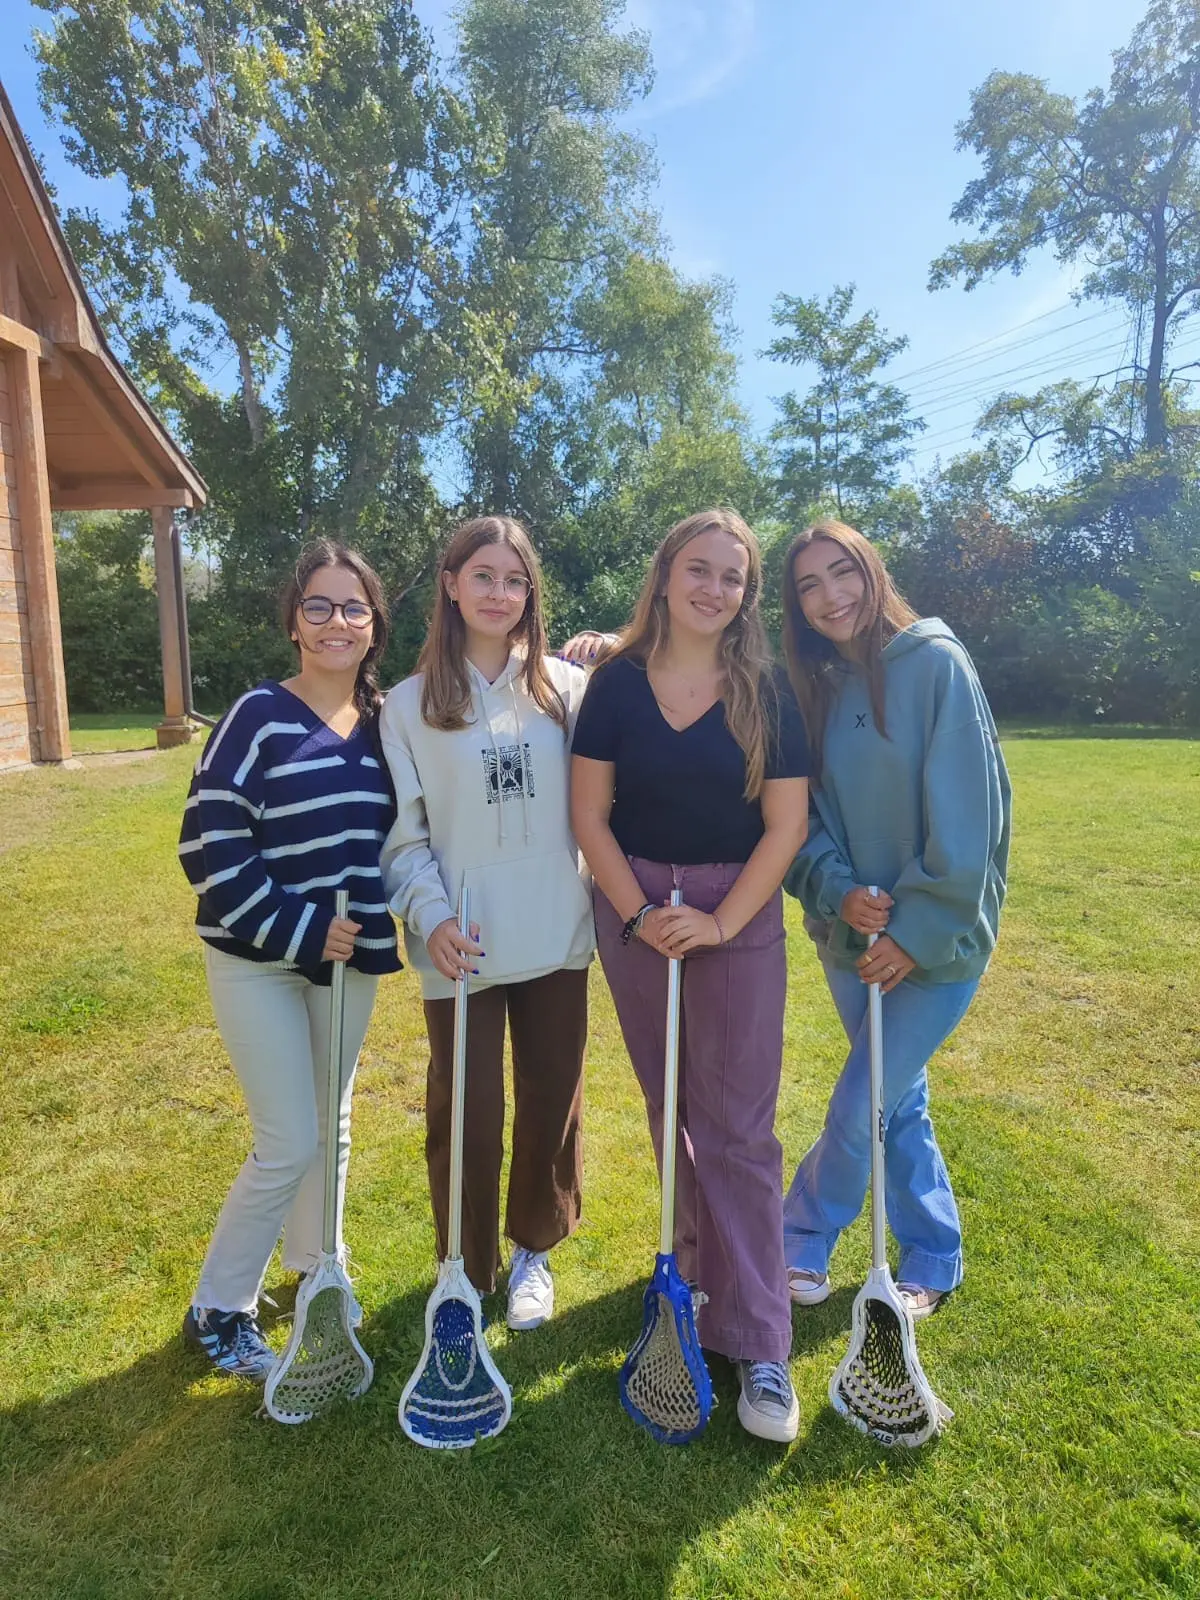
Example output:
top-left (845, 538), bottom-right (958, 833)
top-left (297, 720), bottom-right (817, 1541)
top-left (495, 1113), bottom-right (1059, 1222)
top-left (446, 885), bottom-right (471, 1262)
top-left (323, 888), bottom-right (350, 1257)
top-left (866, 889), bottom-right (886, 1272)
top-left (658, 888), bottom-right (684, 1255)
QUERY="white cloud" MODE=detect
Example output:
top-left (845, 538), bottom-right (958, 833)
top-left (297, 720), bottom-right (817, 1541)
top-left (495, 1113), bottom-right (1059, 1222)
top-left (623, 0), bottom-right (757, 117)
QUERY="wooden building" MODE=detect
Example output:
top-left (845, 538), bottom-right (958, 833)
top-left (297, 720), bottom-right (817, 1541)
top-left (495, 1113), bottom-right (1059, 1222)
top-left (0, 81), bottom-right (207, 770)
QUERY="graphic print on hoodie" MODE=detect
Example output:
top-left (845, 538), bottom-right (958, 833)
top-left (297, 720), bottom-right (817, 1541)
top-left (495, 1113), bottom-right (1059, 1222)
top-left (484, 742), bottom-right (534, 805)
top-left (378, 652), bottom-right (595, 1001)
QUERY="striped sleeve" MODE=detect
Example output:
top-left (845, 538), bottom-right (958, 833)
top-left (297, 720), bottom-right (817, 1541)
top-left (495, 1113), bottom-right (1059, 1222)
top-left (178, 692), bottom-right (334, 968)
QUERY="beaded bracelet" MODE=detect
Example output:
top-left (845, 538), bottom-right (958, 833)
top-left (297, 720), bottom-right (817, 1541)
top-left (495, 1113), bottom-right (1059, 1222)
top-left (711, 910), bottom-right (727, 945)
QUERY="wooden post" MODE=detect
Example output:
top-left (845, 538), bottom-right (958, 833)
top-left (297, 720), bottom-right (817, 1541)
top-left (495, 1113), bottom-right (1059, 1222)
top-left (152, 504), bottom-right (196, 748)
top-left (10, 344), bottom-right (71, 763)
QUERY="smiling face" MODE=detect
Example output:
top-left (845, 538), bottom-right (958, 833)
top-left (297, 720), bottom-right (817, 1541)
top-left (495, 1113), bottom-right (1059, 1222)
top-left (791, 537), bottom-right (868, 647)
top-left (444, 539), bottom-right (532, 644)
top-left (662, 527), bottom-right (750, 640)
top-left (292, 563), bottom-right (375, 678)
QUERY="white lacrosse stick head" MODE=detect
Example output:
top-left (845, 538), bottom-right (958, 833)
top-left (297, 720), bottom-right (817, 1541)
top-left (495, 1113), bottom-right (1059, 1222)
top-left (399, 1257), bottom-right (512, 1449)
top-left (829, 1266), bottom-right (952, 1448)
top-left (264, 1253), bottom-right (374, 1424)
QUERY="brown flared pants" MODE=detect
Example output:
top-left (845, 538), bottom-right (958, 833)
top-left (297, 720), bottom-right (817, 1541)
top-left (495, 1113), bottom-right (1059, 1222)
top-left (423, 965), bottom-right (588, 1293)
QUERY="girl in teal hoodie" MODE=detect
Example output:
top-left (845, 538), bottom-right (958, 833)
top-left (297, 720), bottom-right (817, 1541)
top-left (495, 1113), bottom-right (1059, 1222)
top-left (779, 519), bottom-right (1011, 1319)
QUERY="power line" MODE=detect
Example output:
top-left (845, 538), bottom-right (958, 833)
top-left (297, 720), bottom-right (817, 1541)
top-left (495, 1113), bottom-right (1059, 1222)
top-left (900, 312), bottom-right (1128, 400)
top-left (888, 301), bottom-right (1115, 385)
top-left (913, 337), bottom-right (1138, 421)
top-left (907, 328), bottom-right (1134, 412)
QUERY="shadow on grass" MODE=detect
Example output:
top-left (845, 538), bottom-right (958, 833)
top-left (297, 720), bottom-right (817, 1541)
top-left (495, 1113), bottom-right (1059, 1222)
top-left (0, 1279), bottom-right (933, 1598)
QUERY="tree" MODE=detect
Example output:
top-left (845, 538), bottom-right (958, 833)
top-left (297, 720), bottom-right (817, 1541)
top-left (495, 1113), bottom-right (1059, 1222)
top-left (451, 0), bottom-right (659, 523)
top-left (764, 284), bottom-right (925, 523)
top-left (35, 0), bottom-right (468, 559)
top-left (930, 0), bottom-right (1200, 455)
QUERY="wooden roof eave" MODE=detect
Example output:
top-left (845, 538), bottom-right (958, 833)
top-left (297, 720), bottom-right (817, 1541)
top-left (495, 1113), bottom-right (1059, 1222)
top-left (0, 80), bottom-right (208, 512)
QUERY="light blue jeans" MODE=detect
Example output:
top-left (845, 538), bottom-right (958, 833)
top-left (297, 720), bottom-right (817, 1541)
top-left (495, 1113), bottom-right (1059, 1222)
top-left (783, 959), bottom-right (979, 1293)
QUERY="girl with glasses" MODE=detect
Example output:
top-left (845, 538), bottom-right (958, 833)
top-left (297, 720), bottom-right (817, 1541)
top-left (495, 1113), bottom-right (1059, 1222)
top-left (379, 517), bottom-right (593, 1331)
top-left (570, 509), bottom-right (812, 1443)
top-left (778, 520), bottom-right (1011, 1322)
top-left (178, 540), bottom-right (401, 1381)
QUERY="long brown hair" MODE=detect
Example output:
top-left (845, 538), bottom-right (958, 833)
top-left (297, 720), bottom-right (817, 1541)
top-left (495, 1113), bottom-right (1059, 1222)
top-left (418, 516), bottom-right (567, 732)
top-left (613, 508), bottom-right (775, 800)
top-left (280, 539), bottom-right (390, 719)
top-left (780, 519), bottom-right (918, 784)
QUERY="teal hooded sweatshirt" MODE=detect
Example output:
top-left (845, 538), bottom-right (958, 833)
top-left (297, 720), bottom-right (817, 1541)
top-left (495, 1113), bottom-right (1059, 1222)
top-left (784, 618), bottom-right (1012, 986)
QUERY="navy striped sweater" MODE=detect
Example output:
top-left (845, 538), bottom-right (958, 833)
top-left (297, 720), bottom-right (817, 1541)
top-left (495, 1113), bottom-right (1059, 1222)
top-left (178, 682), bottom-right (402, 980)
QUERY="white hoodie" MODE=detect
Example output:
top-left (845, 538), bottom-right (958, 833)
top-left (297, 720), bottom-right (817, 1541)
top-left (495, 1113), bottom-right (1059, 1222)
top-left (378, 652), bottom-right (595, 1000)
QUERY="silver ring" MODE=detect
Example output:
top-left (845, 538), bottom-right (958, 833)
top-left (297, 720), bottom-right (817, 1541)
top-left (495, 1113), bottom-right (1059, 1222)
top-left (885, 965), bottom-right (896, 979)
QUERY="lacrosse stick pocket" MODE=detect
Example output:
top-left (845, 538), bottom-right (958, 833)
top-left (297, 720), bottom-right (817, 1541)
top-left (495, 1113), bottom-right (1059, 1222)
top-left (829, 1267), bottom-right (952, 1449)
top-left (399, 1259), bottom-right (512, 1449)
top-left (620, 1253), bottom-right (714, 1446)
top-left (264, 1256), bottom-right (374, 1424)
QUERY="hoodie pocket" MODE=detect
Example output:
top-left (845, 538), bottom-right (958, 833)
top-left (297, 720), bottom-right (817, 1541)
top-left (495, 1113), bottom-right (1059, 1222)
top-left (462, 852), bottom-right (594, 982)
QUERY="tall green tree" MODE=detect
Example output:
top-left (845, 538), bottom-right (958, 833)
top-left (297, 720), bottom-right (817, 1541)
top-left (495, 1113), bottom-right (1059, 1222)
top-left (451, 0), bottom-right (659, 522)
top-left (764, 284), bottom-right (925, 523)
top-left (35, 0), bottom-right (469, 564)
top-left (930, 0), bottom-right (1200, 454)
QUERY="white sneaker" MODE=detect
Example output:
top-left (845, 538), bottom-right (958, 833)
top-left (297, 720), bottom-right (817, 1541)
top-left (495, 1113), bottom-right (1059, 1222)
top-left (736, 1359), bottom-right (799, 1443)
top-left (897, 1282), bottom-right (948, 1322)
top-left (787, 1268), bottom-right (830, 1306)
top-left (507, 1246), bottom-right (554, 1330)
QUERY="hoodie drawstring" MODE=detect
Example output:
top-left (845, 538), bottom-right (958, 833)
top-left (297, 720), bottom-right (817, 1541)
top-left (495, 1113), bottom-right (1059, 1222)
top-left (471, 656), bottom-right (535, 848)
top-left (509, 677), bottom-right (533, 845)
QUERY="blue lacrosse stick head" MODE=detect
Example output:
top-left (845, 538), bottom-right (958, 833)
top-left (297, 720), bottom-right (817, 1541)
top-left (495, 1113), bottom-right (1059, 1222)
top-left (619, 1253), bottom-right (714, 1445)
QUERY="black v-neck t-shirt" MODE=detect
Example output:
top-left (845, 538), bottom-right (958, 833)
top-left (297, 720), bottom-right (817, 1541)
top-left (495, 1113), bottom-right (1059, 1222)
top-left (571, 656), bottom-right (811, 865)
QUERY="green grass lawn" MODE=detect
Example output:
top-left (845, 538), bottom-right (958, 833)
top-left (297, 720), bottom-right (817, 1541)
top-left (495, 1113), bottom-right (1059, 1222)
top-left (0, 736), bottom-right (1197, 1599)
top-left (68, 711), bottom-right (163, 754)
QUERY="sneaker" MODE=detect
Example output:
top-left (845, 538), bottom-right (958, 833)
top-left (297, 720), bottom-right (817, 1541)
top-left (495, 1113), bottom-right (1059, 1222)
top-left (183, 1306), bottom-right (276, 1382)
top-left (787, 1268), bottom-right (831, 1306)
top-left (897, 1283), bottom-right (948, 1322)
top-left (736, 1360), bottom-right (800, 1444)
top-left (506, 1246), bottom-right (554, 1330)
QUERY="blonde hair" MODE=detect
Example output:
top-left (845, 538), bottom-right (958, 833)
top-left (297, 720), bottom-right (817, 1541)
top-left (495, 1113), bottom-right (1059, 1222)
top-left (418, 516), bottom-right (567, 732)
top-left (613, 508), bottom-right (775, 799)
top-left (780, 519), bottom-right (918, 785)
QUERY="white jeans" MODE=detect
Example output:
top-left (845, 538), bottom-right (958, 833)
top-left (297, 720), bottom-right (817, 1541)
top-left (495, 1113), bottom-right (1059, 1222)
top-left (195, 946), bottom-right (379, 1313)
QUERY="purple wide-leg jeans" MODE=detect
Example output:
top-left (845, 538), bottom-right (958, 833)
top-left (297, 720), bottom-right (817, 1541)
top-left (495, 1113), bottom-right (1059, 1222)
top-left (595, 858), bottom-right (791, 1363)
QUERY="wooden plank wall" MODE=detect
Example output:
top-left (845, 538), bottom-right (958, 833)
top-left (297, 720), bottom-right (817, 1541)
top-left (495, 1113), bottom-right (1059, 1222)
top-left (0, 350), bottom-right (35, 767)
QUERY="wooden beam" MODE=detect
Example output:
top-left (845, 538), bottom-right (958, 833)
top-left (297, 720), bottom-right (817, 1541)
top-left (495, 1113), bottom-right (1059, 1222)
top-left (0, 312), bottom-right (55, 362)
top-left (9, 345), bottom-right (70, 762)
top-left (50, 484), bottom-right (195, 511)
top-left (61, 351), bottom-right (167, 487)
top-left (151, 505), bottom-right (196, 747)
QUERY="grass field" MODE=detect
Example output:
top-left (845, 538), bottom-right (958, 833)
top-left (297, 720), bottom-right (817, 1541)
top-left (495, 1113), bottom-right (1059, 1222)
top-left (67, 712), bottom-right (163, 754)
top-left (1, 735), bottom-right (1197, 1599)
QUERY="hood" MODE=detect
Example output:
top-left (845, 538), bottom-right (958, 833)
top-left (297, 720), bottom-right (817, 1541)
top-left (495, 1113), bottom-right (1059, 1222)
top-left (465, 650), bottom-right (523, 702)
top-left (883, 617), bottom-right (959, 661)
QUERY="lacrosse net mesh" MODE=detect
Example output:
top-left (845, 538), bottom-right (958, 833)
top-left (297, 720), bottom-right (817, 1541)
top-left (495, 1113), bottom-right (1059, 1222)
top-left (832, 1295), bottom-right (940, 1446)
top-left (265, 1285), bottom-right (372, 1424)
top-left (620, 1269), bottom-right (713, 1445)
top-left (400, 1296), bottom-right (509, 1447)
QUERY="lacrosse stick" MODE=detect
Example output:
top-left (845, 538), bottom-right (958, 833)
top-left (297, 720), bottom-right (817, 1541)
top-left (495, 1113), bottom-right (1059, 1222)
top-left (265, 889), bottom-right (375, 1424)
top-left (829, 892), bottom-right (952, 1448)
top-left (399, 885), bottom-right (512, 1448)
top-left (620, 888), bottom-right (714, 1445)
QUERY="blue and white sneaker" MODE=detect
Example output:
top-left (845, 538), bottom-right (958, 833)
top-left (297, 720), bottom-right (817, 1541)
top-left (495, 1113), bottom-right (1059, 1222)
top-left (183, 1306), bottom-right (275, 1382)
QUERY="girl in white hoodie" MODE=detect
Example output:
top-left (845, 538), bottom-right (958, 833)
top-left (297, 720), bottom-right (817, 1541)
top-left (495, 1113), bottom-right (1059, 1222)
top-left (380, 517), bottom-right (593, 1331)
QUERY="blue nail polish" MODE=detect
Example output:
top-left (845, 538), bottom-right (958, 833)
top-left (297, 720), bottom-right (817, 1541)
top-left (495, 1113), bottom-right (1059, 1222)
top-left (472, 967), bottom-right (480, 975)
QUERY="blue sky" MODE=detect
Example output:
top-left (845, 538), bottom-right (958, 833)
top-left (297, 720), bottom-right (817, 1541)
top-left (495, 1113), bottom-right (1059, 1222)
top-left (2, 0), bottom-right (1152, 479)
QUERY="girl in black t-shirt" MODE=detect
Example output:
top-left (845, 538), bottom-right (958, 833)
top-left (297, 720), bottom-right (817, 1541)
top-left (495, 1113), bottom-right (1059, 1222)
top-left (571, 508), bottom-right (810, 1444)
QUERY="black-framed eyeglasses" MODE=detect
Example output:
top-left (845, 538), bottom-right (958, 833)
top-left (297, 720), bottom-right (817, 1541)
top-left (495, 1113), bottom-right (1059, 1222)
top-left (299, 596), bottom-right (374, 628)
